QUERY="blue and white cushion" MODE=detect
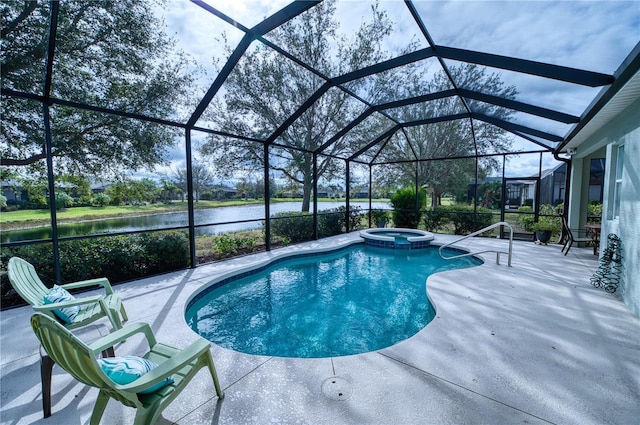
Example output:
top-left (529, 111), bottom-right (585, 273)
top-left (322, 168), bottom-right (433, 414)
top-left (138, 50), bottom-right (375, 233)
top-left (43, 285), bottom-right (79, 324)
top-left (98, 356), bottom-right (174, 394)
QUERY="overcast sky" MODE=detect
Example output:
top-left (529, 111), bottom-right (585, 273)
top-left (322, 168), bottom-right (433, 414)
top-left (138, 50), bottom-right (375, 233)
top-left (150, 0), bottom-right (639, 180)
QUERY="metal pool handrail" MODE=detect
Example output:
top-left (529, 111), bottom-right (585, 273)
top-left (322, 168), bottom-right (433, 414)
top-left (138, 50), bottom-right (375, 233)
top-left (438, 222), bottom-right (513, 266)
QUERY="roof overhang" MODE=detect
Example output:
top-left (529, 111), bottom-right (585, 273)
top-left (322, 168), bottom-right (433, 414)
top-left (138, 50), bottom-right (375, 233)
top-left (558, 42), bottom-right (640, 153)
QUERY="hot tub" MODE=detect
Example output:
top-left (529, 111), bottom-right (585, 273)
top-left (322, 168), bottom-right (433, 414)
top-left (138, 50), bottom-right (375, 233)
top-left (359, 228), bottom-right (435, 249)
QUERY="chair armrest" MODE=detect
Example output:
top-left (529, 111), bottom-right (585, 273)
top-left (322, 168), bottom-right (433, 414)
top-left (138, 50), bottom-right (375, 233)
top-left (33, 294), bottom-right (104, 311)
top-left (88, 322), bottom-right (158, 354)
top-left (61, 277), bottom-right (113, 295)
top-left (118, 339), bottom-right (211, 394)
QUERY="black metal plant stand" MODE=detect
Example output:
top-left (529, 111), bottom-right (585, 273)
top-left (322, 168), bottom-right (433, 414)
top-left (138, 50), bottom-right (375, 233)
top-left (590, 233), bottom-right (622, 293)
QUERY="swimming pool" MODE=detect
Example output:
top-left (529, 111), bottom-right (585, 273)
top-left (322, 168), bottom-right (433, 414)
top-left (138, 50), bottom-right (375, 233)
top-left (186, 244), bottom-right (481, 358)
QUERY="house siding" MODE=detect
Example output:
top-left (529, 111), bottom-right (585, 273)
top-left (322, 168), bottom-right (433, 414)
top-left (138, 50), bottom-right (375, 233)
top-left (583, 97), bottom-right (640, 317)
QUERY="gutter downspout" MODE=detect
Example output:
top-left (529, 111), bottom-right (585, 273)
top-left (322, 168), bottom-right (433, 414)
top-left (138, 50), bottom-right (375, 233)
top-left (554, 151), bottom-right (571, 244)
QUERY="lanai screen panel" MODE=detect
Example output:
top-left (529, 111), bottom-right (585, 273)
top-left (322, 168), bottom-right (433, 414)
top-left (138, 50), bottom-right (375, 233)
top-left (412, 1), bottom-right (638, 73)
top-left (1, 97), bottom-right (45, 170)
top-left (196, 40), bottom-right (326, 138)
top-left (199, 0), bottom-right (292, 28)
top-left (1, 1), bottom-right (49, 95)
top-left (261, 0), bottom-right (429, 79)
top-left (44, 1), bottom-right (182, 122)
top-left (0, 98), bottom-right (50, 245)
top-left (340, 57), bottom-right (444, 106)
top-left (383, 95), bottom-right (467, 124)
top-left (157, 1), bottom-right (247, 124)
top-left (324, 112), bottom-right (397, 159)
top-left (396, 119), bottom-right (478, 162)
top-left (370, 131), bottom-right (415, 164)
top-left (448, 60), bottom-right (601, 126)
top-left (276, 86), bottom-right (368, 154)
top-left (504, 152), bottom-right (545, 179)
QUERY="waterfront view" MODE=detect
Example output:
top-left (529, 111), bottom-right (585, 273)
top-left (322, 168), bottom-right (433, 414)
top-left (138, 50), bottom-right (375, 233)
top-left (1, 201), bottom-right (390, 243)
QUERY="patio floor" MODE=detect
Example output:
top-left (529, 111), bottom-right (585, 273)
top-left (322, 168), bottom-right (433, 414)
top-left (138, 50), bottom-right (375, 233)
top-left (1, 232), bottom-right (639, 425)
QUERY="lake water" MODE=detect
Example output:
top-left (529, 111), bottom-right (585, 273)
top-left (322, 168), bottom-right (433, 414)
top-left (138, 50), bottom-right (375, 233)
top-left (1, 201), bottom-right (390, 243)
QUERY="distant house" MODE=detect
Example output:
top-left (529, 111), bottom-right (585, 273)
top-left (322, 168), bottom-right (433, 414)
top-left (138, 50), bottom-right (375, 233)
top-left (538, 163), bottom-right (566, 206)
top-left (1, 180), bottom-right (27, 204)
top-left (538, 160), bottom-right (604, 207)
top-left (467, 177), bottom-right (536, 208)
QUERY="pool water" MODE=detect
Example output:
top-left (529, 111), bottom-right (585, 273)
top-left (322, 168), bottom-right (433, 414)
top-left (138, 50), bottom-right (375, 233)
top-left (375, 232), bottom-right (412, 244)
top-left (186, 245), bottom-right (481, 358)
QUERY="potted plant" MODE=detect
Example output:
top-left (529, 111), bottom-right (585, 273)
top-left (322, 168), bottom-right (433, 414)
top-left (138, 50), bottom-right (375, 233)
top-left (370, 209), bottom-right (389, 228)
top-left (532, 216), bottom-right (559, 245)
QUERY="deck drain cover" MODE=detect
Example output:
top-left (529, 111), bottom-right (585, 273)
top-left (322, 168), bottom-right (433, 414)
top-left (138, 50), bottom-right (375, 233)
top-left (322, 376), bottom-right (353, 401)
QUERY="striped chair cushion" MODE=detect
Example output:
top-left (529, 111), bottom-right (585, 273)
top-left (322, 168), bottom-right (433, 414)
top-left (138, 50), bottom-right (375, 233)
top-left (43, 285), bottom-right (79, 324)
top-left (98, 356), bottom-right (174, 394)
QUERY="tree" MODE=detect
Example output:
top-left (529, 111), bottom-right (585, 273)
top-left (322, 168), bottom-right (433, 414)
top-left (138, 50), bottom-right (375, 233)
top-left (376, 64), bottom-right (516, 209)
top-left (479, 180), bottom-right (503, 209)
top-left (170, 163), bottom-right (215, 202)
top-left (160, 179), bottom-right (182, 204)
top-left (1, 0), bottom-right (195, 178)
top-left (201, 0), bottom-right (399, 212)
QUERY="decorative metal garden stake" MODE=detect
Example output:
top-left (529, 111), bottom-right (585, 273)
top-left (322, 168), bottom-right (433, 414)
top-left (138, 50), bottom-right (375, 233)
top-left (590, 233), bottom-right (622, 293)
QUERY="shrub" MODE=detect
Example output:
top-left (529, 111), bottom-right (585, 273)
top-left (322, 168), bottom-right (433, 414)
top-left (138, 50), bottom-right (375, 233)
top-left (269, 212), bottom-right (314, 243)
top-left (54, 192), bottom-right (74, 210)
top-left (390, 187), bottom-right (426, 228)
top-left (212, 234), bottom-right (257, 256)
top-left (434, 204), bottom-right (493, 235)
top-left (317, 206), bottom-right (363, 237)
top-left (318, 209), bottom-right (343, 237)
top-left (422, 208), bottom-right (449, 232)
top-left (532, 216), bottom-right (558, 233)
top-left (370, 209), bottom-right (389, 226)
top-left (588, 202), bottom-right (602, 223)
top-left (517, 206), bottom-right (536, 232)
top-left (1, 230), bottom-right (190, 309)
top-left (93, 193), bottom-right (111, 207)
top-left (28, 194), bottom-right (48, 209)
top-left (137, 231), bottom-right (189, 273)
top-left (341, 206), bottom-right (364, 232)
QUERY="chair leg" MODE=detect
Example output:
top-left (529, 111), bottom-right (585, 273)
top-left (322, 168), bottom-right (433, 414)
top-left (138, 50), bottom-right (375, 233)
top-left (40, 354), bottom-right (55, 418)
top-left (133, 406), bottom-right (156, 425)
top-left (90, 390), bottom-right (110, 425)
top-left (564, 240), bottom-right (573, 256)
top-left (120, 303), bottom-right (129, 323)
top-left (205, 352), bottom-right (225, 399)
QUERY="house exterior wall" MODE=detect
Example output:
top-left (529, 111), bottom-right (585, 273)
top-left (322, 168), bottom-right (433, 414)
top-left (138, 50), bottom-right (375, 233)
top-left (573, 97), bottom-right (640, 317)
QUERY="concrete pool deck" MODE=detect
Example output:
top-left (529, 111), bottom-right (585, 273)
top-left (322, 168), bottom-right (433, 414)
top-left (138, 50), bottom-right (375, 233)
top-left (1, 232), bottom-right (639, 424)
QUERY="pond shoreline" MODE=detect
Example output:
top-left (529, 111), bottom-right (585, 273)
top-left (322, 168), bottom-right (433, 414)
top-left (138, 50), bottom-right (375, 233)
top-left (1, 201), bottom-right (391, 242)
top-left (1, 200), bottom-right (390, 231)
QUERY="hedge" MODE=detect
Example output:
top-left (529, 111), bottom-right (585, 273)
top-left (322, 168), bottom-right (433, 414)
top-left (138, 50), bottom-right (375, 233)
top-left (422, 204), bottom-right (494, 235)
top-left (1, 230), bottom-right (189, 309)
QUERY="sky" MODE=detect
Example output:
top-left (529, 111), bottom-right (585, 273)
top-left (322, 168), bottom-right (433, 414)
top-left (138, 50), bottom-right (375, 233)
top-left (147, 0), bottom-right (640, 181)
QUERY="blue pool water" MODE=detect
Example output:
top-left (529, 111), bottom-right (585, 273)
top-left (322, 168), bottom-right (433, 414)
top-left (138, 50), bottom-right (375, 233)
top-left (186, 245), bottom-right (481, 358)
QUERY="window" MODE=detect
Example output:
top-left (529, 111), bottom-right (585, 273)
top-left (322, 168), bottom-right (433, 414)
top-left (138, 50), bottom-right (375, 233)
top-left (612, 145), bottom-right (624, 219)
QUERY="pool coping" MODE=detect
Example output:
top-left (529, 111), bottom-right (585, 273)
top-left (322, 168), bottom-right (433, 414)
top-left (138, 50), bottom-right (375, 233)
top-left (359, 227), bottom-right (435, 249)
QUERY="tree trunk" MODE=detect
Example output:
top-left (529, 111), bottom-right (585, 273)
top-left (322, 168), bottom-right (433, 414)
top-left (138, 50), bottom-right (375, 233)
top-left (301, 182), bottom-right (312, 212)
top-left (431, 189), bottom-right (442, 209)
